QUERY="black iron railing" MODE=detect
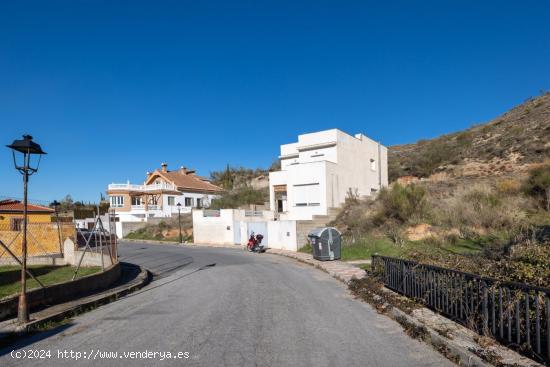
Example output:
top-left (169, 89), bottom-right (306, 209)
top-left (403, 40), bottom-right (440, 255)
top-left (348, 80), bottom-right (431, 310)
top-left (371, 255), bottom-right (550, 364)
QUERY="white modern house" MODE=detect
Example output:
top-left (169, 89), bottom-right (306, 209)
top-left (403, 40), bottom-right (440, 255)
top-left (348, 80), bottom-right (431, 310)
top-left (107, 163), bottom-right (222, 223)
top-left (193, 129), bottom-right (388, 251)
top-left (269, 129), bottom-right (388, 220)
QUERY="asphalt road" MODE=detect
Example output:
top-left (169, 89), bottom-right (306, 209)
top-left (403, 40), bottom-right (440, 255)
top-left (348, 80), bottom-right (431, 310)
top-left (0, 243), bottom-right (453, 366)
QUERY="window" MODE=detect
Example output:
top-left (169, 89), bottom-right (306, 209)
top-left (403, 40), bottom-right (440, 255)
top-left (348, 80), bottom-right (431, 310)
top-left (167, 196), bottom-right (175, 206)
top-left (185, 197), bottom-right (193, 207)
top-left (110, 196), bottom-right (124, 208)
top-left (293, 183), bottom-right (320, 206)
top-left (196, 198), bottom-right (202, 208)
top-left (370, 159), bottom-right (376, 171)
top-left (131, 196), bottom-right (143, 206)
top-left (10, 218), bottom-right (23, 231)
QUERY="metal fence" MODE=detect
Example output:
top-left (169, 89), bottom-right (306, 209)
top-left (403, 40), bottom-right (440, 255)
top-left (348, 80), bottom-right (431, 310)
top-left (73, 211), bottom-right (118, 277)
top-left (371, 255), bottom-right (550, 364)
top-left (0, 221), bottom-right (75, 258)
top-left (203, 209), bottom-right (221, 217)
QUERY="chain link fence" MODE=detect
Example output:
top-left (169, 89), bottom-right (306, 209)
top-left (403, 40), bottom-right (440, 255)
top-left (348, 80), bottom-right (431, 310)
top-left (0, 219), bottom-right (75, 259)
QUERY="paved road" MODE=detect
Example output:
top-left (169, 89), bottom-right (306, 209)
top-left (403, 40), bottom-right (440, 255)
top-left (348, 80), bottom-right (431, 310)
top-left (0, 243), bottom-right (453, 366)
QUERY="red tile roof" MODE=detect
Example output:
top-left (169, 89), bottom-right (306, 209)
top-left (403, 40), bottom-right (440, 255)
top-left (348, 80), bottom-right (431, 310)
top-left (0, 199), bottom-right (54, 213)
top-left (146, 168), bottom-right (223, 193)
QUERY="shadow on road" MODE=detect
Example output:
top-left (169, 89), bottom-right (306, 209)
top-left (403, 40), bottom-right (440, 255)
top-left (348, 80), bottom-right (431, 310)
top-left (0, 323), bottom-right (74, 356)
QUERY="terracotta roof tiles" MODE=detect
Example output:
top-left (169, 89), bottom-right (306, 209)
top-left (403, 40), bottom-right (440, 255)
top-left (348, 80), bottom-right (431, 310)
top-left (0, 199), bottom-right (54, 213)
top-left (148, 170), bottom-right (223, 192)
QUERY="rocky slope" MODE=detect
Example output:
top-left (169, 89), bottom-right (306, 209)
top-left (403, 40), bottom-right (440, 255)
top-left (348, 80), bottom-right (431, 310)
top-left (389, 92), bottom-right (550, 181)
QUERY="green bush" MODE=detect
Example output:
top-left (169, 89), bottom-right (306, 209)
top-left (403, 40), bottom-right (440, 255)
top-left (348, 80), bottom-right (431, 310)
top-left (375, 183), bottom-right (428, 224)
top-left (522, 164), bottom-right (550, 210)
top-left (209, 186), bottom-right (268, 209)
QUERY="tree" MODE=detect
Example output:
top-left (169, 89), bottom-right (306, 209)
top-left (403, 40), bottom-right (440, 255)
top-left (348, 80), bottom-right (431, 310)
top-left (219, 164), bottom-right (234, 190)
top-left (60, 194), bottom-right (74, 211)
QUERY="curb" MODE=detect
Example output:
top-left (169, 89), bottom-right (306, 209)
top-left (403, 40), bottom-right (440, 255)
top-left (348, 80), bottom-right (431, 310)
top-left (0, 263), bottom-right (151, 338)
top-left (388, 303), bottom-right (488, 367)
top-left (265, 249), bottom-right (365, 284)
top-left (121, 239), bottom-right (246, 250)
top-left (354, 279), bottom-right (543, 367)
top-left (122, 238), bottom-right (182, 245)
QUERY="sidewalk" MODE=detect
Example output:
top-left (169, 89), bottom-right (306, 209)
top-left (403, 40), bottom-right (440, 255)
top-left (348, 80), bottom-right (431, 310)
top-left (266, 249), bottom-right (366, 284)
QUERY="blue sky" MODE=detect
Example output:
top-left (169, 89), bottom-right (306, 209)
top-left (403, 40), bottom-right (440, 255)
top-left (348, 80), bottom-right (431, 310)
top-left (1, 0), bottom-right (549, 202)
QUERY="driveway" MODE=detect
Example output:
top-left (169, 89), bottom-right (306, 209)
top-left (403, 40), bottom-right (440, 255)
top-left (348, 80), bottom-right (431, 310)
top-left (0, 242), bottom-right (453, 366)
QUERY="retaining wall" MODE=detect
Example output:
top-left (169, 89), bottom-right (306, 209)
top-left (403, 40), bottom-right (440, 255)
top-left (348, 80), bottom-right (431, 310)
top-left (0, 262), bottom-right (121, 320)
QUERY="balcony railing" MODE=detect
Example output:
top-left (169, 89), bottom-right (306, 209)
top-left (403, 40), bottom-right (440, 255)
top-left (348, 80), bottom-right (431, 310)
top-left (108, 182), bottom-right (177, 192)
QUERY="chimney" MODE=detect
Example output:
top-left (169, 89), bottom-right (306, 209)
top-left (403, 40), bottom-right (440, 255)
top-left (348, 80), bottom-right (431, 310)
top-left (180, 166), bottom-right (187, 174)
top-left (161, 163), bottom-right (168, 173)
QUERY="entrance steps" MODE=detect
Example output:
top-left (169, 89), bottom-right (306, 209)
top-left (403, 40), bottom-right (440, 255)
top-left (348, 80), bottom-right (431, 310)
top-left (295, 207), bottom-right (340, 249)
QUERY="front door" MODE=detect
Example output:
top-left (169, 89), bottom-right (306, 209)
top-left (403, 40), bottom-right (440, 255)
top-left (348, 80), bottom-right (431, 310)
top-left (274, 185), bottom-right (287, 213)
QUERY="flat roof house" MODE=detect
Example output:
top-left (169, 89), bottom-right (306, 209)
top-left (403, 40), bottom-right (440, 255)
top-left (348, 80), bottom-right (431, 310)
top-left (107, 163), bottom-right (223, 223)
top-left (269, 129), bottom-right (388, 220)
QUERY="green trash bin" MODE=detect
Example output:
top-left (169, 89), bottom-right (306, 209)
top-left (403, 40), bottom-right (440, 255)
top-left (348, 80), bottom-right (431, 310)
top-left (308, 227), bottom-right (341, 261)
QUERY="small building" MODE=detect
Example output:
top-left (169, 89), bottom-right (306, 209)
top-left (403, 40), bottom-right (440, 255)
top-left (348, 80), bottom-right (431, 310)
top-left (269, 129), bottom-right (388, 220)
top-left (107, 163), bottom-right (223, 223)
top-left (0, 199), bottom-right (74, 258)
top-left (0, 199), bottom-right (54, 230)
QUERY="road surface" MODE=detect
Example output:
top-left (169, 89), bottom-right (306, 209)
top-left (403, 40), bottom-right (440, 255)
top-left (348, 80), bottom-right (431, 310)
top-left (0, 243), bottom-right (453, 366)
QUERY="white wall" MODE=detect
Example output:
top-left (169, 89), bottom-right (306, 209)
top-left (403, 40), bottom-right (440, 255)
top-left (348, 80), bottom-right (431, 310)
top-left (192, 209), bottom-right (236, 245)
top-left (162, 192), bottom-right (219, 217)
top-left (267, 220), bottom-right (297, 251)
top-left (192, 209), bottom-right (299, 251)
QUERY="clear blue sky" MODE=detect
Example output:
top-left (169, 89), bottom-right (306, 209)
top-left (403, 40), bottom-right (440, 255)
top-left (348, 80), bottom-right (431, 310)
top-left (1, 1), bottom-right (549, 202)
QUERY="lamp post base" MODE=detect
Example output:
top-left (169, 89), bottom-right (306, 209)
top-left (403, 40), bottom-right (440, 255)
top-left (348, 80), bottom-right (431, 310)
top-left (18, 294), bottom-right (29, 324)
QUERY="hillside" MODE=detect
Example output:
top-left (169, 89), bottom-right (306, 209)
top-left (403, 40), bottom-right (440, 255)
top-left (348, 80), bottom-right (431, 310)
top-left (389, 92), bottom-right (550, 181)
top-left (328, 92), bottom-right (550, 289)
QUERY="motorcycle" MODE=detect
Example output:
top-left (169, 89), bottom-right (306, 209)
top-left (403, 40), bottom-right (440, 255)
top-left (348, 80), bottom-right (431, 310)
top-left (247, 232), bottom-right (265, 253)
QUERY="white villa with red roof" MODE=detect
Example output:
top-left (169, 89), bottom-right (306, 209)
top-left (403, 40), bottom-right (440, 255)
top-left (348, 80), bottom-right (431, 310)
top-left (107, 163), bottom-right (223, 223)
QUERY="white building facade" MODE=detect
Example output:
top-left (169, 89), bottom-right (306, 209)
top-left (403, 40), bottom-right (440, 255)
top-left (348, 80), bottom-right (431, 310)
top-left (269, 129), bottom-right (388, 220)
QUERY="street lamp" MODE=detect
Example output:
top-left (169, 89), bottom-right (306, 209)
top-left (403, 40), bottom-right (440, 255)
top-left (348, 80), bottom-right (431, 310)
top-left (176, 203), bottom-right (183, 244)
top-left (50, 200), bottom-right (63, 253)
top-left (7, 135), bottom-right (46, 324)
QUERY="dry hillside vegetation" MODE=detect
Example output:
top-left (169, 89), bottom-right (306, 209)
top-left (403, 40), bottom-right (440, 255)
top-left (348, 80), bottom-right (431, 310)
top-left (389, 92), bottom-right (550, 181)
top-left (332, 93), bottom-right (550, 287)
top-left (125, 215), bottom-right (193, 242)
top-left (331, 167), bottom-right (550, 287)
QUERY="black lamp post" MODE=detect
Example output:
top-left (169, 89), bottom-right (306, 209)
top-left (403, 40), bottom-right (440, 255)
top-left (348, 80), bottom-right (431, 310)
top-left (176, 203), bottom-right (183, 244)
top-left (7, 135), bottom-right (46, 324)
top-left (50, 200), bottom-right (63, 253)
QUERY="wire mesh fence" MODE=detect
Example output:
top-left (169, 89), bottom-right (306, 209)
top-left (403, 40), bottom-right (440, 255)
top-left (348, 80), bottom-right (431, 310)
top-left (73, 211), bottom-right (118, 276)
top-left (0, 221), bottom-right (75, 258)
top-left (372, 255), bottom-right (550, 364)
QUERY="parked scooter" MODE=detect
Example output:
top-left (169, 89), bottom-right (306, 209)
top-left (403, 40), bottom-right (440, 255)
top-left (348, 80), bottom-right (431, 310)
top-left (247, 232), bottom-right (265, 253)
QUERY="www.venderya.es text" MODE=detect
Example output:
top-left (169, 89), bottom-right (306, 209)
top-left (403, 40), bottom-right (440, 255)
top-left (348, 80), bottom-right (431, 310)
top-left (10, 349), bottom-right (190, 361)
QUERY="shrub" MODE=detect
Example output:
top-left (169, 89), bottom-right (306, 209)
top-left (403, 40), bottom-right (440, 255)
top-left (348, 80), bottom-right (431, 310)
top-left (522, 164), bottom-right (550, 210)
top-left (209, 186), bottom-right (268, 209)
top-left (495, 178), bottom-right (521, 195)
top-left (433, 183), bottom-right (530, 232)
top-left (375, 183), bottom-right (429, 224)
